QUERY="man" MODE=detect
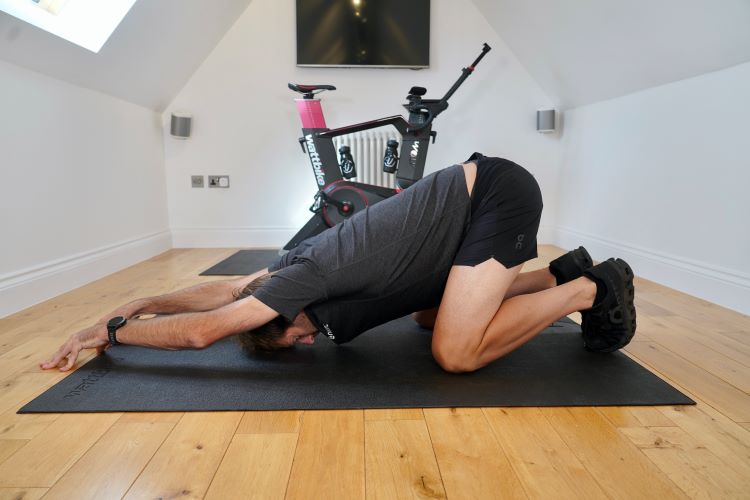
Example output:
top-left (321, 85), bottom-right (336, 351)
top-left (41, 155), bottom-right (636, 373)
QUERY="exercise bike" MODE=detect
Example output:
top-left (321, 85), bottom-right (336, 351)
top-left (284, 43), bottom-right (491, 252)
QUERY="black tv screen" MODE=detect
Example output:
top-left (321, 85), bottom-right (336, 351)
top-left (296, 0), bottom-right (430, 68)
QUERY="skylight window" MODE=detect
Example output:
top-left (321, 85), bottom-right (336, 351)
top-left (30, 0), bottom-right (70, 16)
top-left (0, 0), bottom-right (137, 53)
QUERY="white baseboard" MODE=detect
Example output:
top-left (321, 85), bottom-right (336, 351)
top-left (553, 226), bottom-right (750, 315)
top-left (0, 230), bottom-right (172, 318)
top-left (170, 227), bottom-right (299, 249)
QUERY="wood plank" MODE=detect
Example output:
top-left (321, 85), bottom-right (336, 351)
top-left (635, 296), bottom-right (676, 317)
top-left (658, 404), bottom-right (750, 478)
top-left (43, 421), bottom-right (174, 500)
top-left (741, 423), bottom-right (750, 432)
top-left (484, 407), bottom-right (605, 500)
top-left (0, 488), bottom-right (47, 500)
top-left (0, 323), bottom-right (86, 358)
top-left (723, 331), bottom-right (750, 348)
top-left (123, 412), bottom-right (241, 500)
top-left (423, 408), bottom-right (526, 500)
top-left (0, 411), bottom-right (57, 441)
top-left (625, 341), bottom-right (750, 421)
top-left (0, 414), bottom-right (120, 487)
top-left (637, 288), bottom-right (749, 332)
top-left (0, 284), bottom-right (151, 343)
top-left (204, 434), bottom-right (297, 500)
top-left (620, 426), bottom-right (750, 498)
top-left (0, 440), bottom-right (26, 466)
top-left (543, 407), bottom-right (685, 500)
top-left (596, 406), bottom-right (676, 428)
top-left (286, 410), bottom-right (365, 500)
top-left (652, 315), bottom-right (750, 367)
top-left (640, 319), bottom-right (750, 391)
top-left (117, 412), bottom-right (184, 424)
top-left (236, 410), bottom-right (302, 434)
top-left (365, 419), bottom-right (446, 500)
top-left (0, 338), bottom-right (71, 381)
top-left (364, 409), bottom-right (424, 421)
top-left (632, 313), bottom-right (669, 342)
top-left (0, 373), bottom-right (66, 417)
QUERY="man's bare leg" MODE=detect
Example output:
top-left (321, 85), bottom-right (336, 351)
top-left (469, 278), bottom-right (594, 369)
top-left (431, 259), bottom-right (595, 372)
top-left (412, 266), bottom-right (557, 329)
top-left (505, 267), bottom-right (556, 298)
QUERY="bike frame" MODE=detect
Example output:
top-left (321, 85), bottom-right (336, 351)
top-left (297, 102), bottom-right (434, 190)
top-left (284, 43), bottom-right (491, 251)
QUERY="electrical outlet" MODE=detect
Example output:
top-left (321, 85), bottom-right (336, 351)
top-left (191, 175), bottom-right (204, 188)
top-left (208, 175), bottom-right (230, 188)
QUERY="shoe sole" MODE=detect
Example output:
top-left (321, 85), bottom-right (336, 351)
top-left (582, 258), bottom-right (637, 353)
top-left (601, 258), bottom-right (637, 352)
top-left (616, 258), bottom-right (637, 344)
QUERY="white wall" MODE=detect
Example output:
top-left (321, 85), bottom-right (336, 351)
top-left (0, 60), bottom-right (171, 317)
top-left (556, 62), bottom-right (750, 314)
top-left (164, 0), bottom-right (560, 248)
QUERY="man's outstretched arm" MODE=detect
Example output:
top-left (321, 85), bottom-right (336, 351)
top-left (102, 268), bottom-right (269, 321)
top-left (40, 295), bottom-right (279, 371)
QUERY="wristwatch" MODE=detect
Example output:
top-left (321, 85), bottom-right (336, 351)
top-left (107, 316), bottom-right (127, 345)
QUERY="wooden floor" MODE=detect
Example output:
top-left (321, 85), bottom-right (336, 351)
top-left (0, 245), bottom-right (748, 499)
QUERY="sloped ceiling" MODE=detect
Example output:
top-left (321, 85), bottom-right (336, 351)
top-left (472, 0), bottom-right (750, 108)
top-left (0, 0), bottom-right (252, 110)
top-left (3, 0), bottom-right (749, 112)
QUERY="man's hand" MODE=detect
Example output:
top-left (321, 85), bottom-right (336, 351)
top-left (40, 324), bottom-right (109, 372)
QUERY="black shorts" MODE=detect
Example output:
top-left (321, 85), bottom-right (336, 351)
top-left (453, 156), bottom-right (543, 268)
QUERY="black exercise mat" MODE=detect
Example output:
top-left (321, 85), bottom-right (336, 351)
top-left (19, 317), bottom-right (693, 413)
top-left (199, 249), bottom-right (281, 276)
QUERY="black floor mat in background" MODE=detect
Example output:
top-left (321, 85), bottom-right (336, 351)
top-left (200, 249), bottom-right (281, 276)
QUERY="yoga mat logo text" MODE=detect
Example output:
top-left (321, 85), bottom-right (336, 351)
top-left (63, 368), bottom-right (110, 398)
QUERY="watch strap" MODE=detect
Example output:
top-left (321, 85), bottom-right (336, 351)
top-left (107, 326), bottom-right (120, 345)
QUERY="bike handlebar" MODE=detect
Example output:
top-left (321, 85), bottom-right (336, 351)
top-left (407, 43), bottom-right (491, 132)
top-left (439, 43), bottom-right (491, 106)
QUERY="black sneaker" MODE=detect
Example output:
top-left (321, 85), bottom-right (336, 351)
top-left (581, 258), bottom-right (637, 353)
top-left (549, 246), bottom-right (593, 285)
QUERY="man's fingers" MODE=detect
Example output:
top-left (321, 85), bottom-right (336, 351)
top-left (61, 347), bottom-right (80, 372)
top-left (40, 344), bottom-right (70, 370)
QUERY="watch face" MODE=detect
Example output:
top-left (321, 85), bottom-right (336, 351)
top-left (107, 316), bottom-right (126, 328)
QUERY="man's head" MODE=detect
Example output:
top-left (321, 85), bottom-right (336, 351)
top-left (234, 273), bottom-right (318, 352)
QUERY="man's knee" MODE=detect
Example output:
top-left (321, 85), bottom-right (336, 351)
top-left (431, 342), bottom-right (479, 373)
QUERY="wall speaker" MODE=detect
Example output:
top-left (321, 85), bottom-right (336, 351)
top-left (536, 109), bottom-right (556, 133)
top-left (170, 113), bottom-right (192, 139)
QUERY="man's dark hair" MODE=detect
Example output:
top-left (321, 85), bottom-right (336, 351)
top-left (233, 273), bottom-right (291, 352)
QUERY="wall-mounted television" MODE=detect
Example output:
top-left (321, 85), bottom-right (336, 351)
top-left (296, 0), bottom-right (430, 68)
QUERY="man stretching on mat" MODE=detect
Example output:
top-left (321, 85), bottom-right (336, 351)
top-left (41, 154), bottom-right (636, 373)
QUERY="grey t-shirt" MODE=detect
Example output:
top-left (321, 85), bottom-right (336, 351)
top-left (252, 164), bottom-right (471, 344)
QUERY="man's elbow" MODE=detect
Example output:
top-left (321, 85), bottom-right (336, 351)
top-left (188, 333), bottom-right (212, 350)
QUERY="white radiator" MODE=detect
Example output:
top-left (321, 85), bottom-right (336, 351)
top-left (333, 131), bottom-right (400, 188)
